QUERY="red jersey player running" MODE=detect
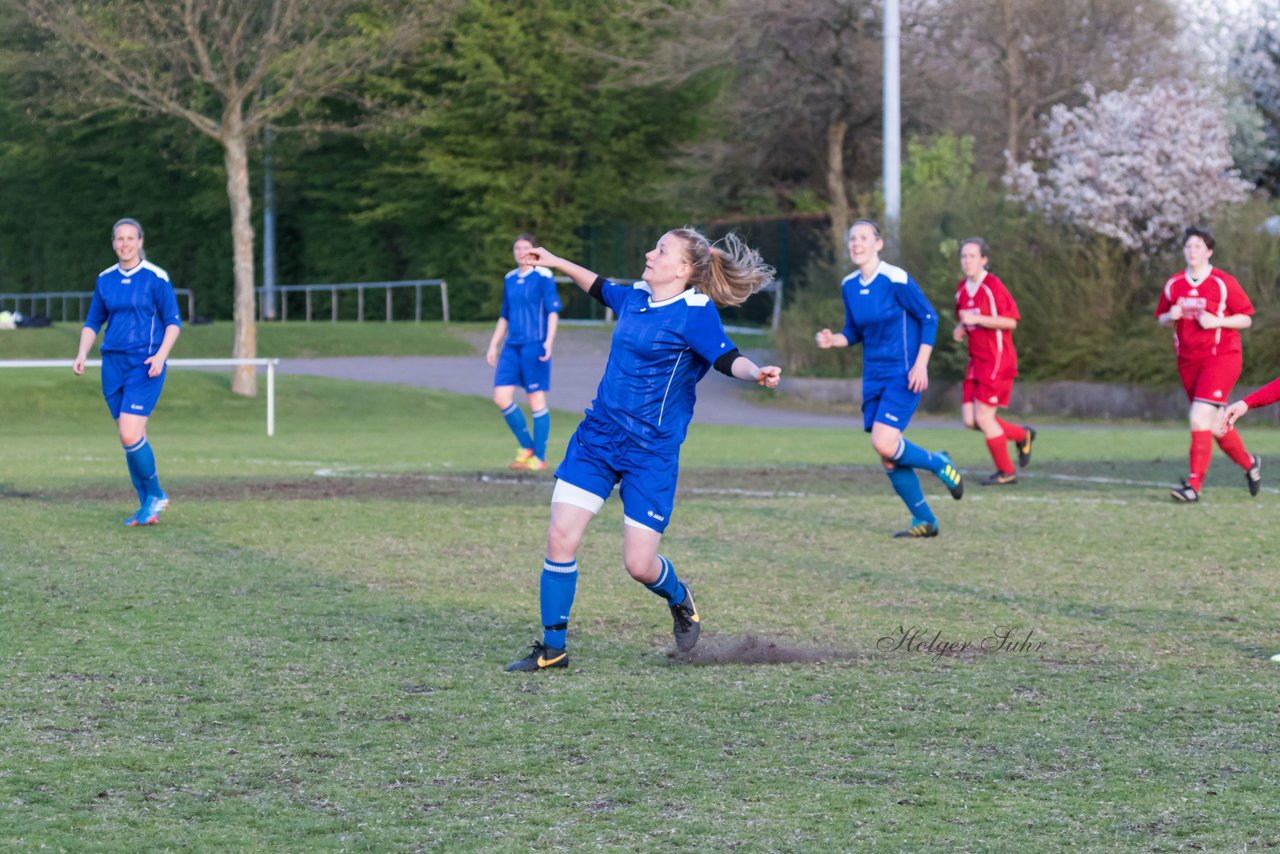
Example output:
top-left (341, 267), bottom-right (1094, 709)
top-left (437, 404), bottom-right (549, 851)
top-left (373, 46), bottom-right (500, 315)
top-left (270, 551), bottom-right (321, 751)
top-left (1155, 226), bottom-right (1261, 502)
top-left (951, 237), bottom-right (1035, 485)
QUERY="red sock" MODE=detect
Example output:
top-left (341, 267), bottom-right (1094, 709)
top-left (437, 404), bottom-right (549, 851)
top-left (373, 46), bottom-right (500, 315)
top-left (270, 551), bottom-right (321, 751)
top-left (986, 436), bottom-right (1015, 474)
top-left (1215, 428), bottom-right (1253, 469)
top-left (997, 419), bottom-right (1026, 443)
top-left (1188, 430), bottom-right (1212, 491)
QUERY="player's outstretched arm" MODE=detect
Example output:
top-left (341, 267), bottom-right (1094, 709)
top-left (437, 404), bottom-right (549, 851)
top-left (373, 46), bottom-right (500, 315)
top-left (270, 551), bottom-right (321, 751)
top-left (1220, 400), bottom-right (1249, 432)
top-left (814, 328), bottom-right (849, 349)
top-left (525, 247), bottom-right (597, 293)
top-left (727, 356), bottom-right (781, 388)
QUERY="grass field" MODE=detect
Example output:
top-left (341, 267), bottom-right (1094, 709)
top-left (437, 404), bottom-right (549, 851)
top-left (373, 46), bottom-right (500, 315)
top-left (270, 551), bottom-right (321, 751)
top-left (0, 322), bottom-right (481, 360)
top-left (3, 367), bottom-right (1279, 851)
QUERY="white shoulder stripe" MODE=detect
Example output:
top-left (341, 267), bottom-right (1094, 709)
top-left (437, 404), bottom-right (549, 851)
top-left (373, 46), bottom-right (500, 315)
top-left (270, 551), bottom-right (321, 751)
top-left (141, 260), bottom-right (171, 281)
top-left (99, 264), bottom-right (121, 277)
top-left (881, 263), bottom-right (909, 284)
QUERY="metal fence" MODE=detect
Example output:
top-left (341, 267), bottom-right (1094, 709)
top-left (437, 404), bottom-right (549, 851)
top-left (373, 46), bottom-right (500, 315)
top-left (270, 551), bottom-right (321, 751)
top-left (0, 289), bottom-right (196, 324)
top-left (257, 279), bottom-right (449, 323)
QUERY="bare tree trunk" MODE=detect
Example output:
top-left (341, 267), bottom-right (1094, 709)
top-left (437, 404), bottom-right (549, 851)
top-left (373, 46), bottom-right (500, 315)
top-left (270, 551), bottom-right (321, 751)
top-left (1000, 0), bottom-right (1021, 165)
top-left (826, 117), bottom-right (851, 261)
top-left (222, 114), bottom-right (258, 397)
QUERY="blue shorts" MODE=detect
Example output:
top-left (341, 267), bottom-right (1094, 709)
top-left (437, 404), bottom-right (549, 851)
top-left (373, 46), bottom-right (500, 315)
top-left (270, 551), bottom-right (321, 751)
top-left (861, 373), bottom-right (920, 432)
top-left (494, 341), bottom-right (551, 393)
top-left (101, 351), bottom-right (167, 420)
top-left (553, 415), bottom-right (678, 533)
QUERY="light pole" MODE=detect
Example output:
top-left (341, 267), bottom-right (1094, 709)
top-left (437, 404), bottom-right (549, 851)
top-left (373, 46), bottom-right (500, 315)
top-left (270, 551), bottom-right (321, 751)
top-left (262, 125), bottom-right (278, 321)
top-left (883, 0), bottom-right (901, 257)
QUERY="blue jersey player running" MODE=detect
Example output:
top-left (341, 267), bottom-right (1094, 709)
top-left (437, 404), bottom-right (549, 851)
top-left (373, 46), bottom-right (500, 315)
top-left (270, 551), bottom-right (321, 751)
top-left (485, 233), bottom-right (562, 471)
top-left (816, 220), bottom-right (963, 538)
top-left (72, 218), bottom-right (182, 527)
top-left (505, 228), bottom-right (781, 672)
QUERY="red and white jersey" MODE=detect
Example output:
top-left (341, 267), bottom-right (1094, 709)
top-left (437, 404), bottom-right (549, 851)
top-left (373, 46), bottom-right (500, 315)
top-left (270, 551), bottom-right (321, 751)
top-left (955, 272), bottom-right (1019, 381)
top-left (1155, 267), bottom-right (1254, 360)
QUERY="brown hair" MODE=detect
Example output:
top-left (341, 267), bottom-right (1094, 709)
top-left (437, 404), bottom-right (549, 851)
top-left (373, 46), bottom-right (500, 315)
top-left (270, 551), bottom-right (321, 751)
top-left (959, 236), bottom-right (990, 259)
top-left (668, 227), bottom-right (775, 308)
top-left (1183, 226), bottom-right (1215, 251)
top-left (513, 232), bottom-right (537, 246)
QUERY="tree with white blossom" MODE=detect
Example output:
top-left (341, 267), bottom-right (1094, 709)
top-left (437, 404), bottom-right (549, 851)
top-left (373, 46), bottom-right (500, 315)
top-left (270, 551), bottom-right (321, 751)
top-left (1006, 81), bottom-right (1253, 255)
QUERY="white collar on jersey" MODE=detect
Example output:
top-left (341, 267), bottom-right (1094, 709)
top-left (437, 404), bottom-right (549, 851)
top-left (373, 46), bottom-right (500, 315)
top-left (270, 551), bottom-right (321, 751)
top-left (1185, 266), bottom-right (1212, 287)
top-left (636, 280), bottom-right (710, 308)
top-left (858, 261), bottom-right (885, 287)
top-left (964, 270), bottom-right (987, 296)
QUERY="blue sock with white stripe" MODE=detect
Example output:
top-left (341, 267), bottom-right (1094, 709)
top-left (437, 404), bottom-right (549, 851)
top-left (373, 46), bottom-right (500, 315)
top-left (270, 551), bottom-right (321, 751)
top-left (643, 555), bottom-right (686, 605)
top-left (885, 465), bottom-right (936, 524)
top-left (532, 408), bottom-right (550, 460)
top-left (892, 437), bottom-right (940, 472)
top-left (123, 437), bottom-right (161, 500)
top-left (501, 403), bottom-right (534, 450)
top-left (540, 558), bottom-right (578, 649)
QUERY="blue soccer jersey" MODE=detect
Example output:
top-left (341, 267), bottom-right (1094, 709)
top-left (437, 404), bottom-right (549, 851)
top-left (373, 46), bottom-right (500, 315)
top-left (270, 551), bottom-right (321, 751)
top-left (587, 280), bottom-right (736, 452)
top-left (501, 266), bottom-right (561, 344)
top-left (840, 261), bottom-right (938, 376)
top-left (85, 261), bottom-right (182, 356)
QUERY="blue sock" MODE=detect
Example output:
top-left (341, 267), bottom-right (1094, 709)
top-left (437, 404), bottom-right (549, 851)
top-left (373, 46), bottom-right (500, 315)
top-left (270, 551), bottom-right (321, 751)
top-left (126, 462), bottom-right (145, 506)
top-left (532, 408), bottom-right (550, 460)
top-left (540, 558), bottom-right (578, 649)
top-left (885, 465), bottom-right (936, 524)
top-left (643, 555), bottom-right (685, 605)
top-left (892, 437), bottom-right (940, 472)
top-left (501, 403), bottom-right (534, 450)
top-left (124, 437), bottom-right (162, 500)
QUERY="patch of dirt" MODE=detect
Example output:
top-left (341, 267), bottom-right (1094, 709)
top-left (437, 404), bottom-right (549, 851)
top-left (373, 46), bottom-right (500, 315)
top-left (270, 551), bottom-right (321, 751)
top-left (669, 633), bottom-right (859, 666)
top-left (2, 471), bottom-right (554, 504)
top-left (5, 465), bottom-right (885, 505)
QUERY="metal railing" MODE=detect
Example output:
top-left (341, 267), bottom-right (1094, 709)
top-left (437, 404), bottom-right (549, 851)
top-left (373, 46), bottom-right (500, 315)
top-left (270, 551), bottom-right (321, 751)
top-left (0, 289), bottom-right (196, 324)
top-left (257, 279), bottom-right (448, 323)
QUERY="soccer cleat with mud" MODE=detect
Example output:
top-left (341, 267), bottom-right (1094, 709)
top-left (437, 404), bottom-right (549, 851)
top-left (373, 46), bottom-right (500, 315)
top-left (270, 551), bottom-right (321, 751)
top-left (892, 518), bottom-right (939, 538)
top-left (1170, 480), bottom-right (1200, 503)
top-left (505, 641), bottom-right (568, 672)
top-left (1246, 455), bottom-right (1261, 497)
top-left (508, 449), bottom-right (535, 470)
top-left (670, 583), bottom-right (701, 653)
top-left (935, 451), bottom-right (963, 499)
top-left (1017, 427), bottom-right (1037, 468)
top-left (981, 471), bottom-right (1018, 486)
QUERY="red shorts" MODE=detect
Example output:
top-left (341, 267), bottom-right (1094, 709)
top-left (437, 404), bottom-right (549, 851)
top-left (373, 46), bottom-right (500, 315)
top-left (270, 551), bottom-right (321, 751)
top-left (962, 375), bottom-right (1014, 408)
top-left (1177, 352), bottom-right (1241, 405)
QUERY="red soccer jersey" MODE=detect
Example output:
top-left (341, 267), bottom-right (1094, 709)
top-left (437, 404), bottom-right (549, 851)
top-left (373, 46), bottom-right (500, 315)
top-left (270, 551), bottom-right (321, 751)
top-left (1155, 267), bottom-right (1254, 360)
top-left (955, 272), bottom-right (1019, 381)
